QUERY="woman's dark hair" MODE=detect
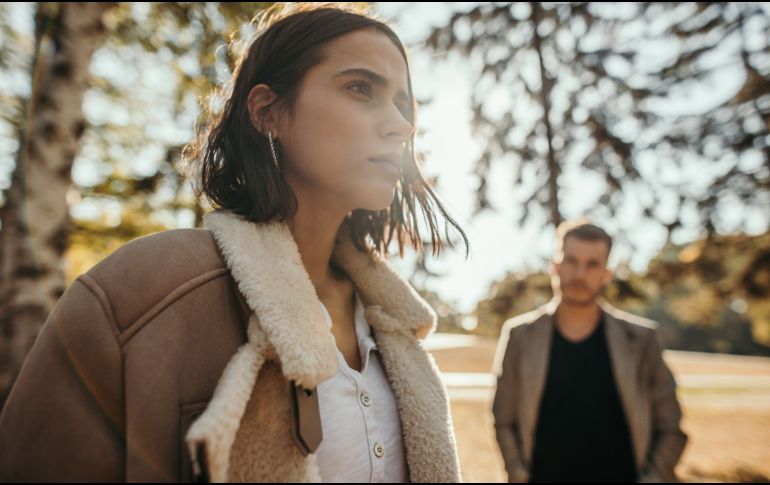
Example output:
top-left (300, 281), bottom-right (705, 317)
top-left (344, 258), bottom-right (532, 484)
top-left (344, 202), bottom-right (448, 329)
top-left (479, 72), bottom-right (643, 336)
top-left (185, 3), bottom-right (467, 256)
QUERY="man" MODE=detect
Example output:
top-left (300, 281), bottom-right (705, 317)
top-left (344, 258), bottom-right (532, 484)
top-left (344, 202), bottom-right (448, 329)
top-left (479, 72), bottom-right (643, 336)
top-left (492, 220), bottom-right (687, 483)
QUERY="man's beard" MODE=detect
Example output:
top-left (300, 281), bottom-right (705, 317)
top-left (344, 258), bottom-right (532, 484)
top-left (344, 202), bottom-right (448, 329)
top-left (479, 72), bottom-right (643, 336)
top-left (559, 283), bottom-right (603, 307)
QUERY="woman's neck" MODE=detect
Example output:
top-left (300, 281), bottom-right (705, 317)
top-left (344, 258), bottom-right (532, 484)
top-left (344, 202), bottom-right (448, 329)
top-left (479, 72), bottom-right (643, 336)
top-left (286, 199), bottom-right (348, 300)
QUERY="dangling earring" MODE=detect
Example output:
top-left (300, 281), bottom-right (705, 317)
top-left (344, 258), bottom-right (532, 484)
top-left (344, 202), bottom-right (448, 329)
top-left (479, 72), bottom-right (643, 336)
top-left (268, 130), bottom-right (279, 169)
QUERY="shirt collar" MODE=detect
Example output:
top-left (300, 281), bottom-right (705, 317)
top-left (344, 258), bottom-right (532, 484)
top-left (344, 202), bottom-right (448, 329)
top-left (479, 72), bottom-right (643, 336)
top-left (319, 293), bottom-right (378, 372)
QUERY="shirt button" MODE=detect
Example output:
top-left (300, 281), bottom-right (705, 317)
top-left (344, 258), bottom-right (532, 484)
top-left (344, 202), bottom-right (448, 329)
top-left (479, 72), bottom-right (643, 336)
top-left (373, 442), bottom-right (385, 458)
top-left (360, 392), bottom-right (372, 407)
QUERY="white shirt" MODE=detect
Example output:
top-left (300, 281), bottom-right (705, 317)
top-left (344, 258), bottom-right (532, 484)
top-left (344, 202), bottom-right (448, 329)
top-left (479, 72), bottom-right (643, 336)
top-left (315, 294), bottom-right (408, 483)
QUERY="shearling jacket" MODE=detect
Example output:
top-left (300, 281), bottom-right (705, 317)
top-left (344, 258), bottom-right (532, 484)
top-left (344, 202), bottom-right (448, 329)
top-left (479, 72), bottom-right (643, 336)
top-left (492, 301), bottom-right (687, 483)
top-left (0, 210), bottom-right (461, 482)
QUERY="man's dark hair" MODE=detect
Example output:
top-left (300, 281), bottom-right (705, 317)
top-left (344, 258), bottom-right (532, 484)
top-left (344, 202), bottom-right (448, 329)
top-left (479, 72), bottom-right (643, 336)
top-left (555, 219), bottom-right (613, 260)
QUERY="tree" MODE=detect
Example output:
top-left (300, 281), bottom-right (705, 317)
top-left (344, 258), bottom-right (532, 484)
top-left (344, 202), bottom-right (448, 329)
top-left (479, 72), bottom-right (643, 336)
top-left (636, 2), bottom-right (770, 236)
top-left (645, 231), bottom-right (770, 351)
top-left (474, 271), bottom-right (553, 337)
top-left (424, 2), bottom-right (769, 245)
top-left (0, 2), bottom-right (115, 407)
top-left (64, 3), bottom-right (272, 278)
top-left (426, 3), bottom-right (650, 229)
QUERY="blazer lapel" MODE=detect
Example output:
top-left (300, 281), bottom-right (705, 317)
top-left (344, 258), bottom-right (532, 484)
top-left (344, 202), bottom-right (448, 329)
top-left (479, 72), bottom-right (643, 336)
top-left (519, 308), bottom-right (554, 462)
top-left (602, 307), bottom-right (643, 465)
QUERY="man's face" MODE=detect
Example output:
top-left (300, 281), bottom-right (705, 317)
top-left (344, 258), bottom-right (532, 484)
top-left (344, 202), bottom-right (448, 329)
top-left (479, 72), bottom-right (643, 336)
top-left (551, 236), bottom-right (612, 306)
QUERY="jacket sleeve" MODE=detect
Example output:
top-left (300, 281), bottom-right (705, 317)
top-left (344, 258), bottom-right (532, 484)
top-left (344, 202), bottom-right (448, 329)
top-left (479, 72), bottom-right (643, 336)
top-left (638, 330), bottom-right (688, 483)
top-left (491, 325), bottom-right (529, 483)
top-left (0, 275), bottom-right (125, 482)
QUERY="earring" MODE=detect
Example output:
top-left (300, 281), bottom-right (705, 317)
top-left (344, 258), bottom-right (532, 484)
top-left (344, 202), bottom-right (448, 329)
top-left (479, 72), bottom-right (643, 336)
top-left (268, 130), bottom-right (279, 169)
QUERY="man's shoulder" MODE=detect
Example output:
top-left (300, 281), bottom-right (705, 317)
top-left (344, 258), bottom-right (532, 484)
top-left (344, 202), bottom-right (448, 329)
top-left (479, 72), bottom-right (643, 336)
top-left (602, 303), bottom-right (658, 332)
top-left (601, 302), bottom-right (662, 350)
top-left (500, 303), bottom-right (555, 337)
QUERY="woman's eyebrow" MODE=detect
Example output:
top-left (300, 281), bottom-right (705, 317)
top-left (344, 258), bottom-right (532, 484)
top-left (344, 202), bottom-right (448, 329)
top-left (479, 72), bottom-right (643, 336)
top-left (335, 67), bottom-right (409, 104)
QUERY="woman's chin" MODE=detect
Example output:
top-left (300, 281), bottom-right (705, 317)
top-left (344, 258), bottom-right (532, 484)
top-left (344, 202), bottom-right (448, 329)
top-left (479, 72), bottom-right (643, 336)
top-left (354, 186), bottom-right (397, 211)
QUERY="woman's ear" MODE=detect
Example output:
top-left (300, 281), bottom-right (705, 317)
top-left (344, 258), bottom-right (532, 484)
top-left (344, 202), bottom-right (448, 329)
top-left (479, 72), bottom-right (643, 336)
top-left (247, 84), bottom-right (280, 135)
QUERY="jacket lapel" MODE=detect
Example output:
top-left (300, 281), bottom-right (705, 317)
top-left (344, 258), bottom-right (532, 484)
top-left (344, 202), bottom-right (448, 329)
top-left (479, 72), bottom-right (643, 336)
top-left (204, 210), bottom-right (438, 386)
top-left (519, 307), bottom-right (554, 462)
top-left (371, 330), bottom-right (462, 482)
top-left (204, 211), bottom-right (339, 388)
top-left (187, 210), bottom-right (457, 482)
top-left (601, 304), bottom-right (644, 466)
top-left (330, 225), bottom-right (436, 338)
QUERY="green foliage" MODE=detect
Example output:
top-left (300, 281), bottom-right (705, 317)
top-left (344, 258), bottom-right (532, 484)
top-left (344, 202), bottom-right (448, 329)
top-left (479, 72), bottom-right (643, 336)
top-left (65, 3), bottom-right (275, 275)
top-left (424, 2), bottom-right (769, 241)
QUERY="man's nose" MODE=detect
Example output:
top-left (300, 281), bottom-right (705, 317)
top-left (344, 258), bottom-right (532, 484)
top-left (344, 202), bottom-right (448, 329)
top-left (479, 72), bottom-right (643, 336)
top-left (573, 264), bottom-right (586, 278)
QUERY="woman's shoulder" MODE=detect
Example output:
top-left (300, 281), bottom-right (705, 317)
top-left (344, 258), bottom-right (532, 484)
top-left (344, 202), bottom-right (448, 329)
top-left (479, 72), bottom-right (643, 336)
top-left (81, 228), bottom-right (228, 315)
top-left (89, 227), bottom-right (224, 274)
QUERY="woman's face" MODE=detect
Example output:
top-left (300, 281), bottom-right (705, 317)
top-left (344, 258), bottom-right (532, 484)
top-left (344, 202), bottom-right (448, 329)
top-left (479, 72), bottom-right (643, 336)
top-left (275, 28), bottom-right (414, 214)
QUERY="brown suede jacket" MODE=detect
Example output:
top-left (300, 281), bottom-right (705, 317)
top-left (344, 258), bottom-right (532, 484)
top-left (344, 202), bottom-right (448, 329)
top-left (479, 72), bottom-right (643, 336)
top-left (0, 211), bottom-right (461, 482)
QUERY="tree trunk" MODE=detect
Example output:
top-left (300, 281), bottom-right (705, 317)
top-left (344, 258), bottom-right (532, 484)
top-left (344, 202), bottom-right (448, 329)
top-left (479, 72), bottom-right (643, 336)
top-left (0, 2), bottom-right (114, 409)
top-left (531, 2), bottom-right (562, 227)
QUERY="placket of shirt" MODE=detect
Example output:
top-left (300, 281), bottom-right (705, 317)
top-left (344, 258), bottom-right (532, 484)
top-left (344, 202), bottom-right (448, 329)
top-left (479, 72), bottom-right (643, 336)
top-left (354, 295), bottom-right (387, 482)
top-left (321, 297), bottom-right (384, 483)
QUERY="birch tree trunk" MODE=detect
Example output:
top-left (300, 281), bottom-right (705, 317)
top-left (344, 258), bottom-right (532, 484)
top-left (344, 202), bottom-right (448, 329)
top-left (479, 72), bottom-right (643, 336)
top-left (0, 2), bottom-right (114, 409)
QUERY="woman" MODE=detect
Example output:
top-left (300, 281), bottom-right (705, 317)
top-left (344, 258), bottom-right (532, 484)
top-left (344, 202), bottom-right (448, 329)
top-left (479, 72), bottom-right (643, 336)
top-left (0, 4), bottom-right (466, 483)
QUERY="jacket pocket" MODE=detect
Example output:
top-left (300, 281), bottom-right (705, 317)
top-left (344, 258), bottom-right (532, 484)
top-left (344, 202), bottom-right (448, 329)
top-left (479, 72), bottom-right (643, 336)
top-left (179, 401), bottom-right (210, 483)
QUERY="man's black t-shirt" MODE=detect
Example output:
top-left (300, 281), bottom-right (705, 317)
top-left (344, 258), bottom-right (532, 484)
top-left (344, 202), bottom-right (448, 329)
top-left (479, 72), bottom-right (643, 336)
top-left (529, 318), bottom-right (637, 483)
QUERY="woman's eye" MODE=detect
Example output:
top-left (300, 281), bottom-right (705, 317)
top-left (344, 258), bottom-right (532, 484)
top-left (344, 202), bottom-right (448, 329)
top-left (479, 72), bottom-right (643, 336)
top-left (349, 80), bottom-right (372, 97)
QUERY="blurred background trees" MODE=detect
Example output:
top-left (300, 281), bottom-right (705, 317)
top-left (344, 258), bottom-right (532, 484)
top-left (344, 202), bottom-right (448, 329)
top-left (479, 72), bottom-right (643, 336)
top-left (420, 2), bottom-right (770, 353)
top-left (0, 2), bottom-right (115, 408)
top-left (424, 2), bottom-right (769, 239)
